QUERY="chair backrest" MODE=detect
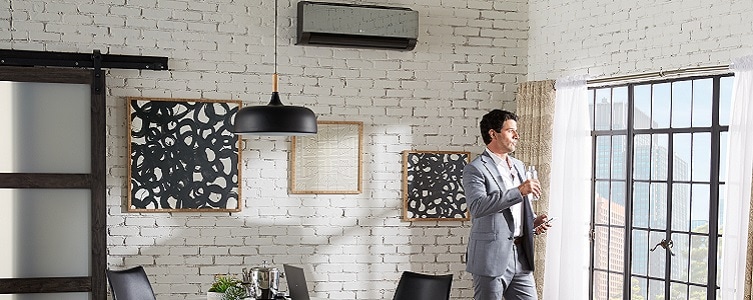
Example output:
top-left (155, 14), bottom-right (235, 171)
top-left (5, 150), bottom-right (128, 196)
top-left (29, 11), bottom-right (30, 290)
top-left (392, 271), bottom-right (453, 300)
top-left (106, 266), bottom-right (157, 300)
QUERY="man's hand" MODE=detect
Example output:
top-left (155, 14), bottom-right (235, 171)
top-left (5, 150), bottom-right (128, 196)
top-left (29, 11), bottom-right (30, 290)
top-left (518, 179), bottom-right (541, 198)
top-left (533, 214), bottom-right (552, 235)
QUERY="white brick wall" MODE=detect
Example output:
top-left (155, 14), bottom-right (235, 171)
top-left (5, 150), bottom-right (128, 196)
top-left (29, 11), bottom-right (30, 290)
top-left (527, 0), bottom-right (753, 81)
top-left (1, 0), bottom-right (526, 299)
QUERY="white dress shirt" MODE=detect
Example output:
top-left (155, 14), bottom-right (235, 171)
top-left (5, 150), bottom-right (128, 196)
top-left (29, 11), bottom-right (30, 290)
top-left (486, 148), bottom-right (523, 237)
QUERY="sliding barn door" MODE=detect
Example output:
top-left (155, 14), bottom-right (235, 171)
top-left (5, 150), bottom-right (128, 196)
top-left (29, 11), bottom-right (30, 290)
top-left (0, 66), bottom-right (106, 300)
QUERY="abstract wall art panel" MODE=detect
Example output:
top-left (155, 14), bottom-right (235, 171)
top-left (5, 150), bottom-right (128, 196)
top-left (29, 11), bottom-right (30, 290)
top-left (402, 150), bottom-right (470, 221)
top-left (127, 97), bottom-right (242, 212)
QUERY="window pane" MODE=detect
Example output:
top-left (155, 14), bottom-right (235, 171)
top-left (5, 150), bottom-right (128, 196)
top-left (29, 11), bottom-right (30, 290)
top-left (594, 270), bottom-right (609, 300)
top-left (717, 237), bottom-right (723, 287)
top-left (671, 80), bottom-right (692, 128)
top-left (596, 136), bottom-right (611, 179)
top-left (609, 227), bottom-right (625, 272)
top-left (0, 189), bottom-right (91, 278)
top-left (589, 89), bottom-right (596, 130)
top-left (689, 285), bottom-right (707, 300)
top-left (594, 226), bottom-right (608, 270)
top-left (632, 276), bottom-right (648, 299)
top-left (672, 183), bottom-right (691, 232)
top-left (692, 132), bottom-right (711, 182)
top-left (633, 182), bottom-right (650, 228)
top-left (648, 278), bottom-right (665, 300)
top-left (596, 181), bottom-right (611, 226)
top-left (691, 184), bottom-right (710, 234)
top-left (648, 231), bottom-right (666, 278)
top-left (611, 181), bottom-right (626, 226)
top-left (632, 229), bottom-right (648, 275)
top-left (635, 84), bottom-right (652, 129)
top-left (650, 183), bottom-right (667, 229)
top-left (634, 134), bottom-right (651, 180)
top-left (720, 76), bottom-right (733, 126)
top-left (718, 184), bottom-right (725, 233)
top-left (609, 272), bottom-right (624, 299)
top-left (692, 78), bottom-right (712, 127)
top-left (719, 132), bottom-right (728, 182)
top-left (652, 83), bottom-right (671, 129)
top-left (612, 135), bottom-right (626, 180)
top-left (673, 133), bottom-right (692, 181)
top-left (689, 235), bottom-right (708, 285)
top-left (595, 88), bottom-right (612, 130)
top-left (0, 81), bottom-right (91, 173)
top-left (613, 87), bottom-right (628, 130)
top-left (670, 282), bottom-right (688, 300)
top-left (652, 134), bottom-right (668, 181)
top-left (671, 233), bottom-right (689, 282)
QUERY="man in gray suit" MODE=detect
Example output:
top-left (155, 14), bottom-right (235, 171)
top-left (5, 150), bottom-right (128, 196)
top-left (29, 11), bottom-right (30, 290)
top-left (463, 109), bottom-right (551, 300)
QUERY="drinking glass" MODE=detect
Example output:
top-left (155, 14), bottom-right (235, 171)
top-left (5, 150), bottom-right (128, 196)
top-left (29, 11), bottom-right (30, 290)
top-left (526, 165), bottom-right (539, 201)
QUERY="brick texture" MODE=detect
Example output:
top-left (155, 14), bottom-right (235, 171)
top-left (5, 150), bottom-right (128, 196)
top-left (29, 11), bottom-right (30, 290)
top-left (527, 0), bottom-right (753, 81)
top-left (1, 0), bottom-right (527, 299)
top-left (6, 0), bottom-right (752, 298)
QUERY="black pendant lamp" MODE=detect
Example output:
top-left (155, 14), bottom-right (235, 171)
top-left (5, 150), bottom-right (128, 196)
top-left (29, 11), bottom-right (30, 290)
top-left (234, 0), bottom-right (317, 136)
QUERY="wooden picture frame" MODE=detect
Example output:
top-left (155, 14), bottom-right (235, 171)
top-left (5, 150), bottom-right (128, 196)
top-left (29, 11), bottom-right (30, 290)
top-left (402, 150), bottom-right (470, 221)
top-left (290, 121), bottom-right (363, 194)
top-left (127, 97), bottom-right (242, 212)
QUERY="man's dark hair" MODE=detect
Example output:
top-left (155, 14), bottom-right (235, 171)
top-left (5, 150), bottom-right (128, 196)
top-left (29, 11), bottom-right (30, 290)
top-left (480, 109), bottom-right (518, 145)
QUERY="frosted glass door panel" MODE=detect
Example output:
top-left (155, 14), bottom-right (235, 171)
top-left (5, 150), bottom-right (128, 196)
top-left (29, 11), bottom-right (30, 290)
top-left (0, 293), bottom-right (90, 300)
top-left (0, 189), bottom-right (91, 278)
top-left (0, 81), bottom-right (91, 173)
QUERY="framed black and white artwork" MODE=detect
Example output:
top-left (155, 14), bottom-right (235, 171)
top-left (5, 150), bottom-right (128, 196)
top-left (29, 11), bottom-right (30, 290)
top-left (402, 150), bottom-right (470, 221)
top-left (127, 97), bottom-right (242, 212)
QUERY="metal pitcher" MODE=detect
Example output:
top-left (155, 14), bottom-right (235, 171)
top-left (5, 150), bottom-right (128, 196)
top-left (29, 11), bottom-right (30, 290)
top-left (243, 262), bottom-right (280, 300)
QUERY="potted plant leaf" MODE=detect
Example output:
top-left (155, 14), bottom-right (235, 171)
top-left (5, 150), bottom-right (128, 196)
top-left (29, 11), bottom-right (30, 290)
top-left (208, 275), bottom-right (247, 300)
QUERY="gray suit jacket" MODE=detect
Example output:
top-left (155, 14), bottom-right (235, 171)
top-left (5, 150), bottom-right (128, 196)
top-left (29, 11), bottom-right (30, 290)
top-left (463, 151), bottom-right (535, 277)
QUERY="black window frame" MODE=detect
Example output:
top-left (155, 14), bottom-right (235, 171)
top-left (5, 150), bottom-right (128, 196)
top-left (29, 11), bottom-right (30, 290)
top-left (588, 74), bottom-right (733, 300)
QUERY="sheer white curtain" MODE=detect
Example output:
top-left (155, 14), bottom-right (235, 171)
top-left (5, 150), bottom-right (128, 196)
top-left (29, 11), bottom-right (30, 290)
top-left (721, 56), bottom-right (753, 299)
top-left (542, 77), bottom-right (592, 299)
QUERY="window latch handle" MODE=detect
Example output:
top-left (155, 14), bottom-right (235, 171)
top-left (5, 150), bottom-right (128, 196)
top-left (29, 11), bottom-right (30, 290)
top-left (650, 239), bottom-right (675, 256)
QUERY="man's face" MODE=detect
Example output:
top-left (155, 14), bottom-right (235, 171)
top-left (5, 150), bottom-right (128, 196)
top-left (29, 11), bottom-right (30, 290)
top-left (489, 119), bottom-right (519, 154)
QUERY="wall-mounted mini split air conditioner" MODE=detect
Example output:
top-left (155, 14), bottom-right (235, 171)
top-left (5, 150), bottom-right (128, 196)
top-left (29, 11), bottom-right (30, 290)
top-left (296, 1), bottom-right (419, 51)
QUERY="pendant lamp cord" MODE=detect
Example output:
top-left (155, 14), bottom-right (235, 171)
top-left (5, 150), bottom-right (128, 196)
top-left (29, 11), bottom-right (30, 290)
top-left (274, 0), bottom-right (278, 74)
top-left (272, 0), bottom-right (278, 93)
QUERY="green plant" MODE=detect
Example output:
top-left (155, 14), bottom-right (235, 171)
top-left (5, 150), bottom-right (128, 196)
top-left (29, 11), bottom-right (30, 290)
top-left (208, 275), bottom-right (242, 293)
top-left (222, 286), bottom-right (247, 300)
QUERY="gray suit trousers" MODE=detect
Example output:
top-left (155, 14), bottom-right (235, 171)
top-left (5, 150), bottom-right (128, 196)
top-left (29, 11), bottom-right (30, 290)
top-left (472, 243), bottom-right (537, 300)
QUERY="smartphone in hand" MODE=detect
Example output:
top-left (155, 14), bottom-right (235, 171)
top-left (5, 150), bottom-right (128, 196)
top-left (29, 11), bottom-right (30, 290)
top-left (534, 217), bottom-right (556, 233)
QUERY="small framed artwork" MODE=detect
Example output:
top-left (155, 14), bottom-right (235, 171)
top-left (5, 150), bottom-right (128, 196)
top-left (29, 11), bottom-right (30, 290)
top-left (402, 150), bottom-right (470, 221)
top-left (127, 97), bottom-right (242, 212)
top-left (291, 121), bottom-right (363, 194)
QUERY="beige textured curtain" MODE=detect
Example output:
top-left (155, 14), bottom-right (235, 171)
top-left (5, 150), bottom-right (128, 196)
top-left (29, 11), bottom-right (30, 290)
top-left (515, 79), bottom-right (555, 296)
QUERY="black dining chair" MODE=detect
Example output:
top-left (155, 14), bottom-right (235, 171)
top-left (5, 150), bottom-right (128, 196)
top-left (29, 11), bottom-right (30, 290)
top-left (106, 265), bottom-right (157, 300)
top-left (392, 271), bottom-right (453, 300)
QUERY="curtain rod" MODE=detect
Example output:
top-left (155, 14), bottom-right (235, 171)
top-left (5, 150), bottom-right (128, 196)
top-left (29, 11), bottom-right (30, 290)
top-left (587, 65), bottom-right (730, 86)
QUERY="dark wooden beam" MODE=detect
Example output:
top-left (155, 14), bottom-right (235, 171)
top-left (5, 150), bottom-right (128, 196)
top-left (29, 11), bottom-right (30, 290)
top-left (0, 173), bottom-right (90, 188)
top-left (0, 277), bottom-right (91, 294)
top-left (0, 49), bottom-right (168, 70)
